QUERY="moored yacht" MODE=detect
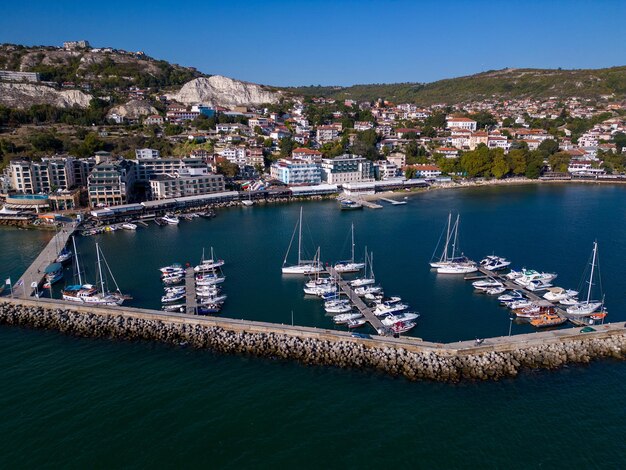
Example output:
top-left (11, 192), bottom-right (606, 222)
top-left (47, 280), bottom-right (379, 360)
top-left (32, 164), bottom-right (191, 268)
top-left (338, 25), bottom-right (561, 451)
top-left (480, 255), bottom-right (511, 271)
top-left (282, 208), bottom-right (323, 275)
top-left (162, 214), bottom-right (180, 225)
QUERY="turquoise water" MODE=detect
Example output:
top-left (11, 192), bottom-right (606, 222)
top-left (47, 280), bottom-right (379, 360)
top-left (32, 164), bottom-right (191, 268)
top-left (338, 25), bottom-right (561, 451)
top-left (2, 184), bottom-right (626, 467)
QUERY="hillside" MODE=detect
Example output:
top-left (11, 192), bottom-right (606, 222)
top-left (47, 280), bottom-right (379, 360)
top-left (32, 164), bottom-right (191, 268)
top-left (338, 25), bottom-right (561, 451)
top-left (285, 67), bottom-right (626, 104)
top-left (0, 43), bottom-right (203, 90)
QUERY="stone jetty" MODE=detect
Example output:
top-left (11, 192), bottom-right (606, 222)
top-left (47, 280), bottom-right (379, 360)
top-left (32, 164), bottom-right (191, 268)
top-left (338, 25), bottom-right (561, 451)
top-left (1, 298), bottom-right (625, 382)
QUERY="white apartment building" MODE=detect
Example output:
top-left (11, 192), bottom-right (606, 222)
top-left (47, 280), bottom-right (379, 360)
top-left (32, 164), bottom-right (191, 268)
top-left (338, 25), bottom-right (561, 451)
top-left (10, 157), bottom-right (75, 193)
top-left (134, 157), bottom-right (206, 182)
top-left (149, 168), bottom-right (225, 199)
top-left (135, 148), bottom-right (160, 159)
top-left (316, 126), bottom-right (339, 142)
top-left (87, 159), bottom-right (136, 207)
top-left (270, 159), bottom-right (322, 185)
top-left (321, 154), bottom-right (374, 185)
top-left (219, 147), bottom-right (247, 167)
top-left (375, 160), bottom-right (399, 180)
top-left (446, 117), bottom-right (477, 131)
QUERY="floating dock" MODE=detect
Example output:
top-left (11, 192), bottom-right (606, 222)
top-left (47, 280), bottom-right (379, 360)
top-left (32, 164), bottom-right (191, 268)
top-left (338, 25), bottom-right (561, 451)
top-left (15, 222), bottom-right (77, 298)
top-left (326, 266), bottom-right (389, 335)
top-left (185, 267), bottom-right (197, 315)
top-left (379, 197), bottom-right (407, 205)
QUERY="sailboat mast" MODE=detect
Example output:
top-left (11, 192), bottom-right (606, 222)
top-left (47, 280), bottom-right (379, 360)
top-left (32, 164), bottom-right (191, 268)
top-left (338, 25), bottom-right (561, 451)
top-left (369, 252), bottom-right (374, 279)
top-left (72, 235), bottom-right (82, 285)
top-left (297, 207), bottom-right (302, 265)
top-left (96, 243), bottom-right (105, 294)
top-left (451, 215), bottom-right (460, 259)
top-left (442, 212), bottom-right (452, 262)
top-left (586, 242), bottom-right (597, 304)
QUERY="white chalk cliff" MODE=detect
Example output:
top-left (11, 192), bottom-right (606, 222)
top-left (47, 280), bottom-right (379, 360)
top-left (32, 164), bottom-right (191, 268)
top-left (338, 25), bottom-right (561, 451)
top-left (167, 75), bottom-right (281, 107)
top-left (0, 82), bottom-right (92, 109)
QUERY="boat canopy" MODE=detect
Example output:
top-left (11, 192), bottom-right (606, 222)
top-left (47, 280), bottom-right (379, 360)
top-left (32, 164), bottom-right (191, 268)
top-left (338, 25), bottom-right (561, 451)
top-left (44, 263), bottom-right (62, 273)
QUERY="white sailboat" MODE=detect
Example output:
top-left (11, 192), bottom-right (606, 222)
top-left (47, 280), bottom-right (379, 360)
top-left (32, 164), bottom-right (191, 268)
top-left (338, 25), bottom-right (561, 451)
top-left (282, 207), bottom-right (323, 275)
top-left (430, 212), bottom-right (476, 273)
top-left (62, 239), bottom-right (125, 306)
top-left (349, 249), bottom-right (376, 287)
top-left (334, 223), bottom-right (366, 273)
top-left (566, 241), bottom-right (604, 316)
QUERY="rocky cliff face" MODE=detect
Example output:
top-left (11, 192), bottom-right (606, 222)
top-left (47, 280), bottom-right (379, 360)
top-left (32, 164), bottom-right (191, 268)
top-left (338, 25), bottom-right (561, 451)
top-left (0, 82), bottom-right (92, 109)
top-left (167, 75), bottom-right (282, 107)
top-left (106, 99), bottom-right (158, 119)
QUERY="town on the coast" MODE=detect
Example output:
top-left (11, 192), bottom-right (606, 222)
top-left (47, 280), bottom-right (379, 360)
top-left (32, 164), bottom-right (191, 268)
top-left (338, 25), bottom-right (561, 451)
top-left (0, 40), bottom-right (623, 379)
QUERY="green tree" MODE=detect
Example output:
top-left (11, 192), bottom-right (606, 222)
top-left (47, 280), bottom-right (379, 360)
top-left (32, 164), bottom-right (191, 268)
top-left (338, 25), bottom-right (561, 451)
top-left (509, 149), bottom-right (528, 175)
top-left (525, 151), bottom-right (545, 179)
top-left (548, 151), bottom-right (571, 172)
top-left (279, 137), bottom-right (294, 158)
top-left (216, 159), bottom-right (240, 178)
top-left (491, 148), bottom-right (510, 179)
top-left (538, 139), bottom-right (559, 156)
top-left (29, 132), bottom-right (63, 152)
top-left (404, 167), bottom-right (417, 179)
top-left (460, 145), bottom-right (492, 177)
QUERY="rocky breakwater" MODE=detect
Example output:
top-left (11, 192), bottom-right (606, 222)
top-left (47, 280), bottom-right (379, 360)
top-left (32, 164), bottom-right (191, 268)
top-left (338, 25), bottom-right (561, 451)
top-left (1, 301), bottom-right (626, 382)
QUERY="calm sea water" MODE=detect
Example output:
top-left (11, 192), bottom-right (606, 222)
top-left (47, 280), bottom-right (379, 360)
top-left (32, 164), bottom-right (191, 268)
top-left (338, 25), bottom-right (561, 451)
top-left (1, 184), bottom-right (626, 467)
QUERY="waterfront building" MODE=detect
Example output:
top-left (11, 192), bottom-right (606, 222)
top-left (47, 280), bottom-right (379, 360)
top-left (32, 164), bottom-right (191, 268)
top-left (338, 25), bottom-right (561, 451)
top-left (87, 159), bottom-right (136, 207)
top-left (9, 157), bottom-right (75, 194)
top-left (149, 168), bottom-right (225, 199)
top-left (270, 159), bottom-right (322, 185)
top-left (407, 164), bottom-right (442, 179)
top-left (387, 152), bottom-right (406, 168)
top-left (134, 157), bottom-right (206, 182)
top-left (374, 160), bottom-right (400, 180)
top-left (320, 154), bottom-right (374, 185)
top-left (72, 158), bottom-right (96, 188)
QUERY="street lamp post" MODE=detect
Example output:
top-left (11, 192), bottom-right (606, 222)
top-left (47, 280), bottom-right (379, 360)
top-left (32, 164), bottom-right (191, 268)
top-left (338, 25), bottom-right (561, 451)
top-left (508, 317), bottom-right (513, 337)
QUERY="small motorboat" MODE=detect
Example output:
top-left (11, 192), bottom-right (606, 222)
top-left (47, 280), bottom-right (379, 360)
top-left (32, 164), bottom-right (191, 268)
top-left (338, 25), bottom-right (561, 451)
top-left (485, 287), bottom-right (506, 295)
top-left (381, 312), bottom-right (420, 326)
top-left (56, 248), bottom-right (73, 264)
top-left (333, 313), bottom-right (363, 324)
top-left (347, 318), bottom-right (367, 329)
top-left (122, 223), bottom-right (137, 230)
top-left (390, 321), bottom-right (416, 334)
top-left (161, 292), bottom-right (185, 303)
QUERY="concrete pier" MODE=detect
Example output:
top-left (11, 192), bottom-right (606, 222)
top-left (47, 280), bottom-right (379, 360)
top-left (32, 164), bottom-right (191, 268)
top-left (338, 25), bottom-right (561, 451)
top-left (15, 222), bottom-right (77, 298)
top-left (326, 266), bottom-right (388, 335)
top-left (185, 267), bottom-right (197, 315)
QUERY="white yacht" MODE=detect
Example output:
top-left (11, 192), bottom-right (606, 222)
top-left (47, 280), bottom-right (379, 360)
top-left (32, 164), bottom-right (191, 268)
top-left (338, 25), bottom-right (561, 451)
top-left (480, 255), bottom-right (511, 271)
top-left (162, 214), bottom-right (180, 225)
top-left (349, 250), bottom-right (376, 286)
top-left (381, 312), bottom-right (420, 326)
top-left (122, 223), bottom-right (137, 230)
top-left (437, 263), bottom-right (477, 274)
top-left (282, 208), bottom-right (323, 275)
top-left (333, 313), bottom-right (363, 324)
top-left (513, 269), bottom-right (557, 287)
top-left (472, 278), bottom-right (503, 290)
top-left (543, 287), bottom-right (578, 302)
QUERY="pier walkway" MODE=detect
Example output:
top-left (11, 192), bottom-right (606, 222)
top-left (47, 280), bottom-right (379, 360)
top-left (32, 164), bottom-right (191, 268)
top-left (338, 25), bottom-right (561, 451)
top-left (15, 222), bottom-right (78, 298)
top-left (359, 200), bottom-right (383, 209)
top-left (326, 266), bottom-right (388, 335)
top-left (185, 267), bottom-right (197, 315)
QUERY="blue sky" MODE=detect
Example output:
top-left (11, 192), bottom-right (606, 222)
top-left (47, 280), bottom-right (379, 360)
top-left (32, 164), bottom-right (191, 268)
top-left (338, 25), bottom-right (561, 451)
top-left (1, 0), bottom-right (625, 86)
